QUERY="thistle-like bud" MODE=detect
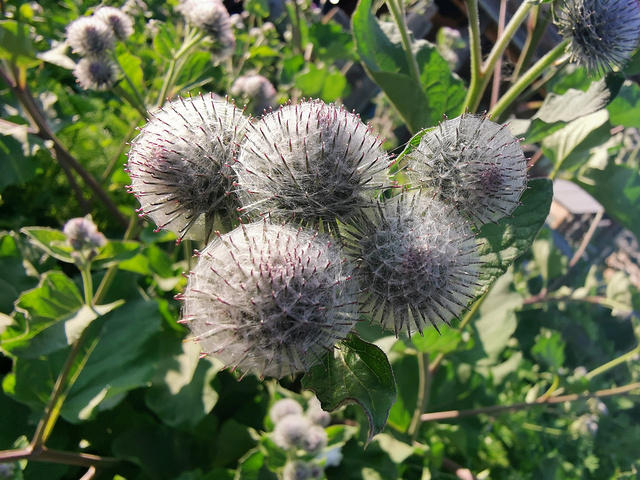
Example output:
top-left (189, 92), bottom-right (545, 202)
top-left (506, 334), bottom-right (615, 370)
top-left (344, 193), bottom-right (481, 336)
top-left (554, 0), bottom-right (640, 76)
top-left (230, 74), bottom-right (277, 116)
top-left (126, 95), bottom-right (248, 243)
top-left (66, 16), bottom-right (115, 57)
top-left (63, 216), bottom-right (107, 263)
top-left (94, 6), bottom-right (135, 41)
top-left (177, 221), bottom-right (359, 379)
top-left (234, 100), bottom-right (394, 229)
top-left (73, 56), bottom-right (117, 91)
top-left (403, 113), bottom-right (527, 227)
top-left (270, 398), bottom-right (304, 424)
top-left (176, 0), bottom-right (236, 63)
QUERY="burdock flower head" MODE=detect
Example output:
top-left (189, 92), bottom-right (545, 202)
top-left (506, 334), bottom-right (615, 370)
top-left (73, 56), bottom-right (117, 91)
top-left (554, 0), bottom-right (640, 75)
top-left (63, 216), bottom-right (107, 262)
top-left (177, 221), bottom-right (359, 379)
top-left (94, 6), bottom-right (135, 41)
top-left (230, 74), bottom-right (278, 116)
top-left (344, 193), bottom-right (481, 337)
top-left (234, 100), bottom-right (394, 229)
top-left (126, 95), bottom-right (248, 243)
top-left (403, 113), bottom-right (527, 227)
top-left (66, 16), bottom-right (115, 56)
top-left (176, 0), bottom-right (236, 63)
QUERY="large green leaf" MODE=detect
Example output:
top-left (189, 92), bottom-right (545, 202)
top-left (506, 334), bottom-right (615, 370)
top-left (0, 232), bottom-right (38, 315)
top-left (0, 136), bottom-right (40, 193)
top-left (0, 20), bottom-right (41, 68)
top-left (607, 80), bottom-right (640, 128)
top-left (302, 335), bottom-right (397, 443)
top-left (20, 227), bottom-right (74, 263)
top-left (352, 0), bottom-right (465, 133)
top-left (476, 178), bottom-right (553, 293)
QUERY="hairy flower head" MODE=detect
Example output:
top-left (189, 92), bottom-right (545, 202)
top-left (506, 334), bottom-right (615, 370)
top-left (234, 100), bottom-right (394, 228)
top-left (176, 0), bottom-right (235, 63)
top-left (282, 461), bottom-right (318, 480)
top-left (270, 398), bottom-right (304, 424)
top-left (66, 16), bottom-right (115, 56)
top-left (403, 113), bottom-right (527, 227)
top-left (126, 95), bottom-right (248, 243)
top-left (177, 221), bottom-right (359, 379)
top-left (554, 0), bottom-right (640, 75)
top-left (73, 56), bottom-right (117, 91)
top-left (63, 217), bottom-right (107, 251)
top-left (94, 6), bottom-right (135, 41)
top-left (230, 74), bottom-right (278, 116)
top-left (344, 193), bottom-right (481, 336)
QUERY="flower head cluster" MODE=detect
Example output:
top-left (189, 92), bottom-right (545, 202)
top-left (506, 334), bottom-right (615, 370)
top-left (63, 216), bottom-right (107, 263)
top-left (554, 0), bottom-right (640, 76)
top-left (344, 193), bottom-right (480, 336)
top-left (66, 6), bottom-right (134, 91)
top-left (178, 221), bottom-right (359, 379)
top-left (403, 113), bottom-right (527, 227)
top-left (230, 74), bottom-right (278, 116)
top-left (234, 100), bottom-right (394, 228)
top-left (268, 397), bottom-right (333, 479)
top-left (176, 0), bottom-right (236, 63)
top-left (127, 95), bottom-right (248, 243)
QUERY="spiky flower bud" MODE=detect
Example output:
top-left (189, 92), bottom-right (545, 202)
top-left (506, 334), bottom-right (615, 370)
top-left (126, 95), bottom-right (248, 243)
top-left (178, 221), bottom-right (359, 379)
top-left (344, 193), bottom-right (481, 336)
top-left (73, 56), bottom-right (117, 91)
top-left (176, 0), bottom-right (236, 63)
top-left (94, 6), bottom-right (135, 41)
top-left (234, 100), bottom-right (394, 228)
top-left (270, 398), bottom-right (304, 424)
top-left (63, 217), bottom-right (107, 261)
top-left (230, 74), bottom-right (277, 116)
top-left (306, 396), bottom-right (331, 427)
top-left (403, 113), bottom-right (527, 227)
top-left (554, 0), bottom-right (640, 76)
top-left (66, 16), bottom-right (115, 57)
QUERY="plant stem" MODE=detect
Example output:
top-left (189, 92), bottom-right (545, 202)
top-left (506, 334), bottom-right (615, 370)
top-left (386, 0), bottom-right (421, 86)
top-left (489, 39), bottom-right (569, 120)
top-left (586, 344), bottom-right (640, 380)
top-left (80, 263), bottom-right (94, 306)
top-left (420, 382), bottom-right (640, 422)
top-left (156, 29), bottom-right (205, 106)
top-left (0, 446), bottom-right (120, 469)
top-left (465, 1), bottom-right (534, 113)
top-left (408, 353), bottom-right (430, 439)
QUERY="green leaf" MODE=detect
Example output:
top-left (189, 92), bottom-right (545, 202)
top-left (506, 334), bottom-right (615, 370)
top-left (0, 20), bottom-right (41, 68)
top-left (477, 178), bottom-right (553, 292)
top-left (260, 436), bottom-right (287, 470)
top-left (575, 162), bottom-right (640, 239)
top-left (0, 232), bottom-right (38, 314)
top-left (20, 227), bottom-right (74, 263)
top-left (535, 75), bottom-right (623, 123)
top-left (91, 240), bottom-right (140, 269)
top-left (302, 335), bottom-right (397, 443)
top-left (541, 110), bottom-right (611, 173)
top-left (0, 136), bottom-right (40, 192)
top-left (352, 0), bottom-right (465, 133)
top-left (153, 22), bottom-right (177, 59)
top-left (607, 80), bottom-right (640, 128)
top-left (294, 63), bottom-right (349, 102)
top-left (531, 329), bottom-right (566, 371)
top-left (411, 328), bottom-right (463, 356)
top-left (145, 341), bottom-right (222, 430)
top-left (245, 0), bottom-right (270, 18)
top-left (116, 47), bottom-right (145, 101)
top-left (234, 448), bottom-right (272, 480)
top-left (2, 271), bottom-right (83, 353)
top-left (309, 22), bottom-right (355, 61)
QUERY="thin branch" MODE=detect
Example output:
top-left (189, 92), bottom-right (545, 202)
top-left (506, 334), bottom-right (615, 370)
top-left (0, 446), bottom-right (120, 469)
top-left (420, 382), bottom-right (640, 422)
top-left (441, 457), bottom-right (479, 480)
top-left (489, 0), bottom-right (507, 109)
top-left (569, 209), bottom-right (604, 267)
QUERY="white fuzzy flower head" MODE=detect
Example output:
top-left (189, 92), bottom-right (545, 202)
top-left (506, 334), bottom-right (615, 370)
top-left (282, 461), bottom-right (314, 480)
top-left (63, 217), bottom-right (107, 251)
top-left (306, 396), bottom-right (330, 427)
top-left (94, 6), bottom-right (135, 41)
top-left (235, 100), bottom-right (394, 229)
top-left (66, 16), bottom-right (115, 56)
top-left (301, 425), bottom-right (327, 454)
top-left (404, 113), bottom-right (527, 227)
top-left (73, 56), bottom-right (117, 91)
top-left (176, 0), bottom-right (235, 63)
top-left (344, 193), bottom-right (481, 337)
top-left (126, 95), bottom-right (249, 243)
top-left (178, 221), bottom-right (359, 379)
top-left (230, 74), bottom-right (277, 116)
top-left (554, 0), bottom-right (640, 75)
top-left (273, 414), bottom-right (312, 449)
top-left (270, 398), bottom-right (304, 424)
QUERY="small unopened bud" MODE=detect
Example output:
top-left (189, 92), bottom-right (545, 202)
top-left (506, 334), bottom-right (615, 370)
top-left (273, 414), bottom-right (312, 450)
top-left (63, 217), bottom-right (107, 254)
top-left (230, 74), bottom-right (277, 116)
top-left (176, 0), bottom-right (235, 63)
top-left (270, 398), bottom-right (304, 424)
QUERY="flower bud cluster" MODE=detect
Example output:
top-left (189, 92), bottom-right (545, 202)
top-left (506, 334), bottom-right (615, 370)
top-left (63, 216), bottom-right (107, 262)
top-left (126, 95), bottom-right (528, 379)
top-left (230, 74), bottom-right (278, 116)
top-left (268, 397), bottom-right (334, 479)
top-left (176, 0), bottom-right (236, 64)
top-left (66, 6), bottom-right (133, 91)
